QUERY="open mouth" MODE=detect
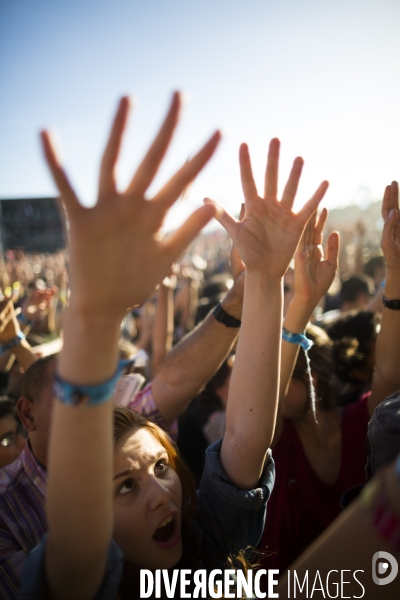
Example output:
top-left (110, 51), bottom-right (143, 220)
top-left (152, 515), bottom-right (178, 546)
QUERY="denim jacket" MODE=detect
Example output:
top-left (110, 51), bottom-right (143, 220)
top-left (19, 440), bottom-right (275, 599)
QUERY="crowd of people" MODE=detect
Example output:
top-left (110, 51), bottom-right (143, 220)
top-left (0, 91), bottom-right (400, 599)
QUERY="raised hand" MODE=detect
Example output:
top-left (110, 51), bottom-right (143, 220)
top-left (0, 299), bottom-right (19, 340)
top-left (206, 139), bottom-right (328, 277)
top-left (381, 181), bottom-right (400, 270)
top-left (21, 288), bottom-right (57, 323)
top-left (41, 92), bottom-right (220, 320)
top-left (293, 208), bottom-right (339, 308)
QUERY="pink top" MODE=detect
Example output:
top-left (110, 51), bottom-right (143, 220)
top-left (260, 394), bottom-right (370, 573)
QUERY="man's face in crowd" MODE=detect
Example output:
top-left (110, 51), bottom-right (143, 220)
top-left (17, 358), bottom-right (56, 467)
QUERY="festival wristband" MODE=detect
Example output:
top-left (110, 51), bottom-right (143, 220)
top-left (53, 359), bottom-right (134, 406)
top-left (282, 327), bottom-right (313, 352)
top-left (0, 331), bottom-right (26, 355)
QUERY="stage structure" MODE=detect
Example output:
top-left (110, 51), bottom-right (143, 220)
top-left (0, 197), bottom-right (66, 253)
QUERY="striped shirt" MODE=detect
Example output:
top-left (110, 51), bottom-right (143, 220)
top-left (0, 382), bottom-right (175, 599)
top-left (0, 443), bottom-right (47, 600)
top-left (128, 382), bottom-right (178, 441)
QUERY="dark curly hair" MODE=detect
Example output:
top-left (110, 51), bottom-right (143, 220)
top-left (292, 323), bottom-right (338, 412)
top-left (326, 311), bottom-right (379, 385)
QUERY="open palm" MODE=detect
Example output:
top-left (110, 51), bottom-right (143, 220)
top-left (206, 139), bottom-right (329, 277)
top-left (294, 208), bottom-right (339, 307)
top-left (41, 93), bottom-right (220, 320)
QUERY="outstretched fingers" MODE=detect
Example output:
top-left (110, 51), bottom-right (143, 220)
top-left (264, 138), bottom-right (280, 200)
top-left (99, 97), bottom-right (131, 199)
top-left (382, 181), bottom-right (399, 222)
top-left (163, 203), bottom-right (217, 262)
top-left (151, 130), bottom-right (221, 213)
top-left (239, 144), bottom-right (258, 202)
top-left (40, 131), bottom-right (82, 218)
top-left (281, 157), bottom-right (304, 209)
top-left (298, 180), bottom-right (329, 225)
top-left (325, 231), bottom-right (340, 267)
top-left (314, 207), bottom-right (328, 246)
top-left (203, 198), bottom-right (239, 243)
top-left (126, 92), bottom-right (181, 198)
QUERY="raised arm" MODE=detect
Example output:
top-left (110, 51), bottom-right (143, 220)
top-left (368, 181), bottom-right (400, 416)
top-left (150, 246), bottom-right (244, 424)
top-left (209, 139), bottom-right (328, 489)
top-left (39, 93), bottom-right (220, 600)
top-left (0, 299), bottom-right (37, 371)
top-left (274, 209), bottom-right (339, 442)
top-left (151, 273), bottom-right (176, 375)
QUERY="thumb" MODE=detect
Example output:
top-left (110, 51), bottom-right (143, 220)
top-left (203, 198), bottom-right (238, 243)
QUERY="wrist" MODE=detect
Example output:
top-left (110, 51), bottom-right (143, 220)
top-left (59, 308), bottom-right (121, 384)
top-left (220, 289), bottom-right (243, 320)
top-left (384, 268), bottom-right (400, 298)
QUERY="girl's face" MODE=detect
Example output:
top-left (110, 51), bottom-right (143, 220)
top-left (112, 427), bottom-right (183, 569)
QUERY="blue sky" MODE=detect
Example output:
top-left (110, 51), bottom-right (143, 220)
top-left (1, 0), bottom-right (400, 229)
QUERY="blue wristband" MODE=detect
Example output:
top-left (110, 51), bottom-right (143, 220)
top-left (53, 359), bottom-right (134, 406)
top-left (282, 327), bottom-right (313, 352)
top-left (0, 331), bottom-right (26, 355)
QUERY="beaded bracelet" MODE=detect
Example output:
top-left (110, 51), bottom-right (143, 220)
top-left (0, 332), bottom-right (26, 355)
top-left (53, 359), bottom-right (135, 407)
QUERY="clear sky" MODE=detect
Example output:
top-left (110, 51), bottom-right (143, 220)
top-left (1, 0), bottom-right (400, 230)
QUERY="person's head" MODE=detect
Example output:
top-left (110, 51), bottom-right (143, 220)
top-left (112, 407), bottom-right (196, 570)
top-left (198, 355), bottom-right (234, 411)
top-left (282, 324), bottom-right (338, 420)
top-left (0, 397), bottom-right (26, 469)
top-left (327, 311), bottom-right (380, 386)
top-left (17, 355), bottom-right (57, 466)
top-left (340, 275), bottom-right (374, 311)
top-left (363, 255), bottom-right (386, 289)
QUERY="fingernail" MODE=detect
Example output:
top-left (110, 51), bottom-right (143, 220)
top-left (389, 209), bottom-right (395, 219)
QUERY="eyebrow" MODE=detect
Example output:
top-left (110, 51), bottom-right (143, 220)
top-left (113, 449), bottom-right (167, 481)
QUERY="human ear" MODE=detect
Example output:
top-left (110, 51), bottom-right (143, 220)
top-left (16, 397), bottom-right (37, 432)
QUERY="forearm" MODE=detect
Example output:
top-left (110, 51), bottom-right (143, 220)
top-left (221, 273), bottom-right (282, 489)
top-left (46, 308), bottom-right (119, 599)
top-left (151, 289), bottom-right (241, 423)
top-left (13, 339), bottom-right (36, 370)
top-left (280, 297), bottom-right (315, 399)
top-left (151, 285), bottom-right (174, 375)
top-left (374, 266), bottom-right (400, 384)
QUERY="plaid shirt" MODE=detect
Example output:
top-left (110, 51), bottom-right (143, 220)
top-left (0, 383), bottom-right (175, 598)
top-left (128, 382), bottom-right (178, 441)
top-left (0, 443), bottom-right (47, 600)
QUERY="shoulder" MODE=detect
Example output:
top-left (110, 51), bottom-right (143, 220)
top-left (201, 439), bottom-right (275, 509)
top-left (194, 440), bottom-right (275, 561)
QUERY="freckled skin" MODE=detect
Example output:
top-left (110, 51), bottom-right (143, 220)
top-left (112, 428), bottom-right (183, 569)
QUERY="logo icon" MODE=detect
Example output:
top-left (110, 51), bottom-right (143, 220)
top-left (372, 551), bottom-right (398, 585)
